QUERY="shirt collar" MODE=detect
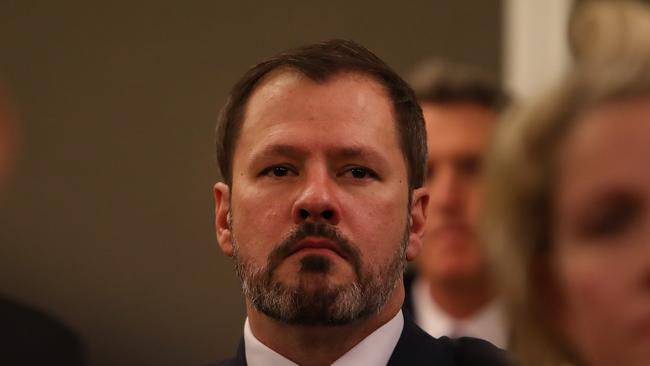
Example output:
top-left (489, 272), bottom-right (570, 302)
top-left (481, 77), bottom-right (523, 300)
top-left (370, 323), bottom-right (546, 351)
top-left (412, 276), bottom-right (508, 348)
top-left (244, 311), bottom-right (404, 366)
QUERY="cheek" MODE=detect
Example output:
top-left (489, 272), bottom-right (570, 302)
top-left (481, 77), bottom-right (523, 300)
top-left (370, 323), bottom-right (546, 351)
top-left (466, 184), bottom-right (483, 222)
top-left (231, 192), bottom-right (289, 257)
top-left (560, 263), bottom-right (618, 315)
top-left (344, 192), bottom-right (408, 259)
top-left (555, 254), bottom-right (630, 358)
top-left (557, 250), bottom-right (633, 317)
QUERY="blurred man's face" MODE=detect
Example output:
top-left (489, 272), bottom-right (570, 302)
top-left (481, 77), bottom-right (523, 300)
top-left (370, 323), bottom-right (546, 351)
top-left (419, 102), bottom-right (496, 285)
top-left (214, 71), bottom-right (427, 325)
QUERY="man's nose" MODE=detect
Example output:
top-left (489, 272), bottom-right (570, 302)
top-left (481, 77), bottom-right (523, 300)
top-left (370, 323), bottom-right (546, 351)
top-left (291, 170), bottom-right (340, 225)
top-left (431, 170), bottom-right (463, 212)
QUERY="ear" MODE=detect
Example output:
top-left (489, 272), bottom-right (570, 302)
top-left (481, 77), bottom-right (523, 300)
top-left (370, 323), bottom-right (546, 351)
top-left (405, 187), bottom-right (429, 262)
top-left (214, 182), bottom-right (234, 257)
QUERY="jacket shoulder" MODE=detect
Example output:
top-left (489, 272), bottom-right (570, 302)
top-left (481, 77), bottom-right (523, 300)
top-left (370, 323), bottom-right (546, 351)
top-left (389, 316), bottom-right (511, 366)
top-left (206, 338), bottom-right (246, 366)
top-left (205, 360), bottom-right (237, 366)
top-left (449, 336), bottom-right (511, 366)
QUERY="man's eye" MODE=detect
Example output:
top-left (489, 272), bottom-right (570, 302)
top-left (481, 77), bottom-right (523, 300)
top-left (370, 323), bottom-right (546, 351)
top-left (457, 157), bottom-right (481, 177)
top-left (343, 167), bottom-right (376, 180)
top-left (261, 166), bottom-right (293, 177)
top-left (273, 166), bottom-right (289, 176)
top-left (351, 168), bottom-right (368, 179)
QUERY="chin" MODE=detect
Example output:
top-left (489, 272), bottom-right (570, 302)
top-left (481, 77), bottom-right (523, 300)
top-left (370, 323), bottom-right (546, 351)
top-left (433, 261), bottom-right (486, 281)
top-left (276, 266), bottom-right (351, 289)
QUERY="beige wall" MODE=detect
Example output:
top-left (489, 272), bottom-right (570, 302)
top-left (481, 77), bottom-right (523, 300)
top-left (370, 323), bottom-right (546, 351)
top-left (0, 1), bottom-right (502, 365)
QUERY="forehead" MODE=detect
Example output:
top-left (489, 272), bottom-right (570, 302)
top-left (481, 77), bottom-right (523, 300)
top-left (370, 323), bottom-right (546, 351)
top-left (234, 70), bottom-right (400, 158)
top-left (559, 96), bottom-right (650, 192)
top-left (421, 102), bottom-right (496, 156)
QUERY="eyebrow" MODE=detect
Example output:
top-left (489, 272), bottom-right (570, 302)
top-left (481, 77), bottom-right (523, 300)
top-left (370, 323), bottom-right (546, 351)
top-left (253, 144), bottom-right (308, 160)
top-left (333, 146), bottom-right (388, 164)
top-left (251, 143), bottom-right (390, 165)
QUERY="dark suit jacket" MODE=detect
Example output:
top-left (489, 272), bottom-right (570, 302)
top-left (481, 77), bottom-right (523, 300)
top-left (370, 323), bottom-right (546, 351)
top-left (211, 315), bottom-right (510, 366)
top-left (0, 295), bottom-right (85, 366)
top-left (402, 269), bottom-right (512, 349)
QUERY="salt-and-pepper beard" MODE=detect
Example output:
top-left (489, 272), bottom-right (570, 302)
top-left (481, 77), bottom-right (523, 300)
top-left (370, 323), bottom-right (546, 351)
top-left (230, 216), bottom-right (410, 326)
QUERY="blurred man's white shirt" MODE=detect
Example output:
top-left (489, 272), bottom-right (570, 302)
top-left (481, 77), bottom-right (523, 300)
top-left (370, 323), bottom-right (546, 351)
top-left (412, 277), bottom-right (508, 349)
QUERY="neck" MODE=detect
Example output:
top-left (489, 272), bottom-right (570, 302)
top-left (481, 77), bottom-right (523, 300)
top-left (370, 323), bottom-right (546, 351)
top-left (427, 275), bottom-right (494, 319)
top-left (246, 286), bottom-right (404, 366)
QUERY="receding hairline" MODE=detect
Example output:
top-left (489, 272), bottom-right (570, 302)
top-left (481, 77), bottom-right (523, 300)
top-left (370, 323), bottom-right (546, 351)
top-left (247, 66), bottom-right (395, 104)
top-left (236, 66), bottom-right (399, 139)
top-left (235, 67), bottom-right (401, 153)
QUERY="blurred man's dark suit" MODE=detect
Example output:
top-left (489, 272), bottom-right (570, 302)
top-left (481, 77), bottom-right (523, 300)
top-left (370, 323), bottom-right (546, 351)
top-left (0, 295), bottom-right (85, 365)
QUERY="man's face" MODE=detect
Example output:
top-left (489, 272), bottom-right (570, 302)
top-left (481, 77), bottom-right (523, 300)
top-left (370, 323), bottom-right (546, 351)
top-left (419, 102), bottom-right (496, 284)
top-left (214, 71), bottom-right (427, 325)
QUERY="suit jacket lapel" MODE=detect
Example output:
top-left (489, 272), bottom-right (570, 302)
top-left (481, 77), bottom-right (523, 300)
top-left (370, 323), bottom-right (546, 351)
top-left (215, 338), bottom-right (246, 366)
top-left (233, 338), bottom-right (247, 366)
top-left (387, 315), bottom-right (454, 366)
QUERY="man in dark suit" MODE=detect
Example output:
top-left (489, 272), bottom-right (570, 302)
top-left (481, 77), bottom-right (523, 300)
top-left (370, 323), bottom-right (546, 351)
top-left (402, 60), bottom-right (510, 348)
top-left (211, 39), bottom-right (509, 366)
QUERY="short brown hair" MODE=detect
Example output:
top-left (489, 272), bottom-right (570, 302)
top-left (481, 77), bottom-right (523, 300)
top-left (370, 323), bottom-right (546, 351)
top-left (216, 39), bottom-right (427, 191)
top-left (406, 59), bottom-right (509, 111)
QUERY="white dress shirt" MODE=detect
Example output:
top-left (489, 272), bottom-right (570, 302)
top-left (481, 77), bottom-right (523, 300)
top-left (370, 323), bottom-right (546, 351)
top-left (243, 310), bottom-right (404, 366)
top-left (411, 276), bottom-right (508, 349)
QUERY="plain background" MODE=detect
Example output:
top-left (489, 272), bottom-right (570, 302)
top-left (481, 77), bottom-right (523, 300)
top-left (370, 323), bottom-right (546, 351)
top-left (0, 1), bottom-right (502, 365)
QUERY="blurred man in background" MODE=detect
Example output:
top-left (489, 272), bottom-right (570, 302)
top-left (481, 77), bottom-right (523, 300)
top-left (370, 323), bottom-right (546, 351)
top-left (403, 60), bottom-right (509, 348)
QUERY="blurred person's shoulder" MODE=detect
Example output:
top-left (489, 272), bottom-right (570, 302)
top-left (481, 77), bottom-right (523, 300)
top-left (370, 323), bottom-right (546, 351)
top-left (388, 316), bottom-right (510, 365)
top-left (206, 339), bottom-right (245, 366)
top-left (447, 336), bottom-right (510, 365)
top-left (0, 295), bottom-right (85, 365)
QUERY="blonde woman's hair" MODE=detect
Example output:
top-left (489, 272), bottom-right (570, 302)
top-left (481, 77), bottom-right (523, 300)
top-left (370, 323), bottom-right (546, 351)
top-left (483, 1), bottom-right (650, 365)
top-left (570, 0), bottom-right (650, 65)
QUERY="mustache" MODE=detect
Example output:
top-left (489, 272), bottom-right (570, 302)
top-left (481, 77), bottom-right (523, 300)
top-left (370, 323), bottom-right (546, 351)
top-left (266, 222), bottom-right (362, 279)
